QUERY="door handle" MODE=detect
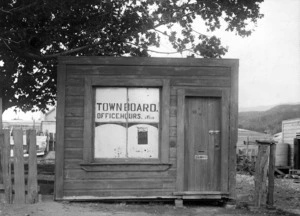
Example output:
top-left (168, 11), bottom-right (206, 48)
top-left (209, 130), bottom-right (220, 135)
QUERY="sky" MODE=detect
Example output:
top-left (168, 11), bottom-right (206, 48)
top-left (2, 0), bottom-right (300, 120)
top-left (152, 0), bottom-right (300, 111)
top-left (221, 0), bottom-right (300, 110)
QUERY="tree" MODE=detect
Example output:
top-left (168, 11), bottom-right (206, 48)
top-left (0, 0), bottom-right (264, 113)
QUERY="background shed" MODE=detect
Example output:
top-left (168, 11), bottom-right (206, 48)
top-left (40, 108), bottom-right (56, 134)
top-left (236, 128), bottom-right (271, 160)
top-left (282, 118), bottom-right (300, 167)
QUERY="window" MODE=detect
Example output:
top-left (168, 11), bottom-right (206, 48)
top-left (94, 87), bottom-right (160, 159)
top-left (82, 78), bottom-right (170, 171)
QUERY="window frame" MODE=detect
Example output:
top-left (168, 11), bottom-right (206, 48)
top-left (81, 77), bottom-right (171, 172)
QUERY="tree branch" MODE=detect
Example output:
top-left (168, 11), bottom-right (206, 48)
top-left (125, 41), bottom-right (199, 56)
top-left (24, 45), bottom-right (94, 60)
top-left (0, 2), bottom-right (39, 14)
top-left (0, 37), bottom-right (24, 44)
top-left (2, 40), bottom-right (12, 50)
top-left (152, 11), bottom-right (196, 30)
top-left (0, 8), bottom-right (12, 14)
top-left (12, 39), bottom-right (112, 60)
top-left (148, 48), bottom-right (198, 55)
top-left (153, 29), bottom-right (187, 51)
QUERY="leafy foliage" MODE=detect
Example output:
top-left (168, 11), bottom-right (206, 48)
top-left (239, 104), bottom-right (300, 134)
top-left (0, 0), bottom-right (264, 112)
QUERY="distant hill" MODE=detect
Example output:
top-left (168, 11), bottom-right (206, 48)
top-left (238, 104), bottom-right (300, 134)
top-left (239, 105), bottom-right (277, 112)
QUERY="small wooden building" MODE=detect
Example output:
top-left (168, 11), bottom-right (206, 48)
top-left (282, 118), bottom-right (300, 167)
top-left (41, 107), bottom-right (56, 133)
top-left (55, 57), bottom-right (238, 202)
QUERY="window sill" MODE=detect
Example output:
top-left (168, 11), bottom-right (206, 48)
top-left (80, 162), bottom-right (172, 172)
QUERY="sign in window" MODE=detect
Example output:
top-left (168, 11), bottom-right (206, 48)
top-left (94, 88), bottom-right (159, 159)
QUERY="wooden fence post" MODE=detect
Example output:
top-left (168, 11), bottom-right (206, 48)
top-left (254, 140), bottom-right (276, 208)
top-left (45, 132), bottom-right (50, 153)
top-left (254, 144), bottom-right (269, 207)
top-left (267, 143), bottom-right (276, 207)
top-left (0, 130), bottom-right (12, 203)
top-left (53, 133), bottom-right (56, 151)
top-left (13, 129), bottom-right (25, 204)
top-left (49, 133), bottom-right (54, 151)
top-left (27, 130), bottom-right (38, 203)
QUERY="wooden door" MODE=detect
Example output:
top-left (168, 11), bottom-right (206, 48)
top-left (184, 96), bottom-right (221, 191)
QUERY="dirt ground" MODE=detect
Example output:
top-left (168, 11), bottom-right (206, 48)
top-left (0, 199), bottom-right (299, 216)
top-left (236, 173), bottom-right (300, 215)
top-left (1, 174), bottom-right (300, 216)
top-left (1, 157), bottom-right (300, 216)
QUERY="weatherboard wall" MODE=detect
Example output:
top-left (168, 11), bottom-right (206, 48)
top-left (282, 118), bottom-right (300, 167)
top-left (55, 57), bottom-right (238, 200)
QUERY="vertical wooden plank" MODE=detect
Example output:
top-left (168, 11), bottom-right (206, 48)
top-left (229, 60), bottom-right (239, 199)
top-left (53, 133), bottom-right (56, 151)
top-left (45, 133), bottom-right (49, 153)
top-left (27, 130), bottom-right (38, 204)
top-left (210, 98), bottom-right (221, 191)
top-left (267, 143), bottom-right (275, 206)
top-left (13, 129), bottom-right (25, 204)
top-left (176, 89), bottom-right (185, 191)
top-left (185, 98), bottom-right (196, 190)
top-left (213, 126), bottom-right (221, 191)
top-left (49, 133), bottom-right (54, 151)
top-left (161, 79), bottom-right (170, 163)
top-left (221, 90), bottom-right (230, 193)
top-left (185, 98), bottom-right (191, 190)
top-left (254, 144), bottom-right (269, 207)
top-left (55, 62), bottom-right (66, 200)
top-left (197, 98), bottom-right (208, 191)
top-left (254, 145), bottom-right (262, 207)
top-left (294, 138), bottom-right (300, 169)
top-left (206, 98), bottom-right (213, 191)
top-left (202, 98), bottom-right (210, 191)
top-left (207, 99), bottom-right (214, 191)
top-left (83, 77), bottom-right (93, 163)
top-left (1, 130), bottom-right (12, 203)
